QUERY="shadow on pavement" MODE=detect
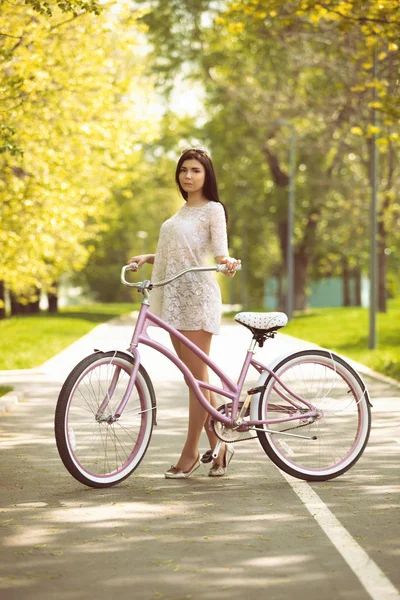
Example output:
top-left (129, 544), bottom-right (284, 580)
top-left (0, 375), bottom-right (399, 600)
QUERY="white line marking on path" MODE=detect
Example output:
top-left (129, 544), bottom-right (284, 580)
top-left (281, 472), bottom-right (400, 600)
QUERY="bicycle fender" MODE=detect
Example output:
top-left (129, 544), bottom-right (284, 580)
top-left (93, 348), bottom-right (134, 360)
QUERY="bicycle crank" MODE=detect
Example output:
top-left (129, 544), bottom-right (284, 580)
top-left (210, 403), bottom-right (257, 444)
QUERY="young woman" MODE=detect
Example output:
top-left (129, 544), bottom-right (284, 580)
top-left (128, 148), bottom-right (241, 479)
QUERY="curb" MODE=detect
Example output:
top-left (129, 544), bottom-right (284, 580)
top-left (282, 333), bottom-right (400, 391)
top-left (343, 359), bottom-right (400, 390)
top-left (0, 391), bottom-right (24, 415)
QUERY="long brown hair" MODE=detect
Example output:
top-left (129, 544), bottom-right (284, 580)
top-left (175, 149), bottom-right (228, 223)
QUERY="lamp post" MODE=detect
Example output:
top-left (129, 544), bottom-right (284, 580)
top-left (273, 119), bottom-right (296, 320)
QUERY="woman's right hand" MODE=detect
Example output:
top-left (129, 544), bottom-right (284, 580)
top-left (127, 254), bottom-right (155, 270)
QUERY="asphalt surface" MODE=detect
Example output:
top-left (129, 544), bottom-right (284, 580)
top-left (0, 315), bottom-right (399, 600)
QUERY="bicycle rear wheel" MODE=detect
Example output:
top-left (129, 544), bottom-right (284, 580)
top-left (257, 350), bottom-right (371, 481)
top-left (55, 351), bottom-right (156, 488)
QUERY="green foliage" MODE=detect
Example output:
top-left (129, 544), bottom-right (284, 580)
top-left (136, 0), bottom-right (400, 308)
top-left (284, 297), bottom-right (400, 381)
top-left (75, 154), bottom-right (180, 302)
top-left (2, 0), bottom-right (400, 317)
top-left (23, 0), bottom-right (100, 16)
top-left (0, 385), bottom-right (13, 398)
top-left (0, 1), bottom-right (162, 304)
top-left (0, 126), bottom-right (23, 156)
top-left (0, 303), bottom-right (138, 369)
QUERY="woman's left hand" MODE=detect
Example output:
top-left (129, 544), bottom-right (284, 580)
top-left (218, 256), bottom-right (241, 277)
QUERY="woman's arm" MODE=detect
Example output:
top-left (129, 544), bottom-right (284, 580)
top-left (127, 254), bottom-right (155, 270)
top-left (210, 203), bottom-right (240, 276)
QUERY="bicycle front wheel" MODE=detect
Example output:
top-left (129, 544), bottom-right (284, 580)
top-left (55, 351), bottom-right (156, 488)
top-left (257, 350), bottom-right (371, 481)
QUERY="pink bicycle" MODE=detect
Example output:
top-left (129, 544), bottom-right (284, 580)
top-left (54, 264), bottom-right (371, 488)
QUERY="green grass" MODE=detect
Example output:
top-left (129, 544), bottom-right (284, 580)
top-left (3, 300), bottom-right (399, 380)
top-left (0, 385), bottom-right (13, 398)
top-left (0, 303), bottom-right (139, 370)
top-left (284, 297), bottom-right (400, 381)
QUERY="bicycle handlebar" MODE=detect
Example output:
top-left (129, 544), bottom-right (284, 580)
top-left (120, 263), bottom-right (241, 289)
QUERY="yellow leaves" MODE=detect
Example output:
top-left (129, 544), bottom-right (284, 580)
top-left (364, 34), bottom-right (379, 48)
top-left (368, 101), bottom-right (384, 109)
top-left (365, 79), bottom-right (387, 90)
top-left (388, 42), bottom-right (398, 51)
top-left (227, 22), bottom-right (245, 34)
top-left (215, 16), bottom-right (227, 25)
top-left (351, 127), bottom-right (363, 136)
top-left (0, 1), bottom-right (160, 297)
top-left (376, 137), bottom-right (389, 147)
top-left (367, 125), bottom-right (381, 136)
top-left (351, 84), bottom-right (366, 92)
top-left (336, 1), bottom-right (354, 14)
top-left (309, 6), bottom-right (329, 24)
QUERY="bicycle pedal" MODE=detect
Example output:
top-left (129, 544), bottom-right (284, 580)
top-left (201, 449), bottom-right (213, 463)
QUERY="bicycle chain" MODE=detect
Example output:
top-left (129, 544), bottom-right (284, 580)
top-left (211, 421), bottom-right (257, 443)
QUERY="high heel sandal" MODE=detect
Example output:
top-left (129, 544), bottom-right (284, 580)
top-left (164, 456), bottom-right (201, 479)
top-left (208, 444), bottom-right (234, 477)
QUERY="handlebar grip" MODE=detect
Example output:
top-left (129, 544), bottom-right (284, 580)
top-left (216, 263), bottom-right (242, 274)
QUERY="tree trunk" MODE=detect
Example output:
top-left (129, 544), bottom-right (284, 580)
top-left (294, 247), bottom-right (308, 311)
top-left (277, 220), bottom-right (313, 312)
top-left (10, 293), bottom-right (25, 315)
top-left (27, 297), bottom-right (40, 314)
top-left (342, 258), bottom-right (351, 306)
top-left (262, 144), bottom-right (320, 312)
top-left (277, 270), bottom-right (284, 311)
top-left (0, 282), bottom-right (6, 319)
top-left (378, 218), bottom-right (387, 313)
top-left (354, 268), bottom-right (362, 307)
top-left (376, 54), bottom-right (396, 314)
top-left (0, 281), bottom-right (7, 319)
top-left (47, 283), bottom-right (59, 313)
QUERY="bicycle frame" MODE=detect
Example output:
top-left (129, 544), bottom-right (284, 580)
top-left (111, 300), bottom-right (319, 427)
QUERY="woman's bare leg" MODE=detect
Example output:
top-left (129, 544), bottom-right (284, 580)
top-left (170, 333), bottom-right (219, 438)
top-left (169, 330), bottom-right (224, 471)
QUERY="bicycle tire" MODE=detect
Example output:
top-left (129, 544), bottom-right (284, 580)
top-left (256, 350), bottom-right (371, 481)
top-left (55, 351), bottom-right (156, 488)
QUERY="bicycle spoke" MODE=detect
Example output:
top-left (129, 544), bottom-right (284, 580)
top-left (257, 350), bottom-right (371, 481)
top-left (55, 353), bottom-right (154, 486)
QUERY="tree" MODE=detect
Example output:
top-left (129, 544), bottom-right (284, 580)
top-left (0, 1), bottom-right (161, 314)
top-left (76, 153), bottom-right (180, 302)
top-left (134, 0), bottom-right (400, 310)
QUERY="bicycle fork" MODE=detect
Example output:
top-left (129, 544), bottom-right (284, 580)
top-left (95, 348), bottom-right (142, 420)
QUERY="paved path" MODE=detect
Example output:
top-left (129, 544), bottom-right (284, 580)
top-left (0, 316), bottom-right (399, 600)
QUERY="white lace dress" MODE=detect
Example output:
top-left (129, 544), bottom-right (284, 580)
top-left (150, 201), bottom-right (229, 334)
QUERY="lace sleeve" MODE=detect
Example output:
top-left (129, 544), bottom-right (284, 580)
top-left (210, 202), bottom-right (229, 258)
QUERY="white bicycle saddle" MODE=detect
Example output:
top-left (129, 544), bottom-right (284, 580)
top-left (234, 311), bottom-right (288, 333)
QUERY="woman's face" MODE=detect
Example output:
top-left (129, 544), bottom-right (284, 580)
top-left (178, 159), bottom-right (206, 194)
